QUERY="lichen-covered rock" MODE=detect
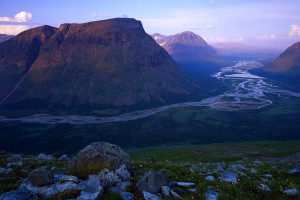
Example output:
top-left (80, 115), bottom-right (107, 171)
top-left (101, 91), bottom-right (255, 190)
top-left (136, 170), bottom-right (168, 194)
top-left (28, 166), bottom-right (53, 187)
top-left (98, 168), bottom-right (121, 188)
top-left (219, 171), bottom-right (239, 184)
top-left (0, 189), bottom-right (39, 200)
top-left (115, 164), bottom-right (131, 182)
top-left (143, 191), bottom-right (162, 200)
top-left (77, 175), bottom-right (104, 200)
top-left (68, 142), bottom-right (132, 179)
top-left (204, 190), bottom-right (219, 200)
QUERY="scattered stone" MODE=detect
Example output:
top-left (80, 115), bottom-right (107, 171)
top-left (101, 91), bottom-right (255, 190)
top-left (136, 170), bottom-right (168, 194)
top-left (59, 154), bottom-right (69, 160)
top-left (98, 168), bottom-right (121, 188)
top-left (142, 157), bottom-right (157, 163)
top-left (143, 191), bottom-right (162, 200)
top-left (28, 166), bottom-right (53, 187)
top-left (283, 188), bottom-right (299, 196)
top-left (0, 189), bottom-right (39, 200)
top-left (78, 175), bottom-right (104, 200)
top-left (263, 174), bottom-right (272, 178)
top-left (254, 161), bottom-right (262, 166)
top-left (7, 162), bottom-right (23, 168)
top-left (115, 164), bottom-right (131, 182)
top-left (260, 178), bottom-right (269, 183)
top-left (227, 164), bottom-right (246, 171)
top-left (258, 184), bottom-right (271, 192)
top-left (205, 176), bottom-right (215, 181)
top-left (119, 191), bottom-right (137, 200)
top-left (237, 171), bottom-right (248, 177)
top-left (0, 168), bottom-right (12, 174)
top-left (58, 175), bottom-right (79, 184)
top-left (161, 186), bottom-right (171, 197)
top-left (250, 168), bottom-right (257, 174)
top-left (190, 164), bottom-right (201, 173)
top-left (204, 190), bottom-right (219, 200)
top-left (8, 154), bottom-right (22, 161)
top-left (288, 165), bottom-right (300, 176)
top-left (36, 154), bottom-right (55, 161)
top-left (176, 182), bottom-right (195, 187)
top-left (139, 165), bottom-right (143, 168)
top-left (170, 190), bottom-right (182, 199)
top-left (219, 171), bottom-right (239, 184)
top-left (188, 188), bottom-right (197, 193)
top-left (68, 142), bottom-right (132, 179)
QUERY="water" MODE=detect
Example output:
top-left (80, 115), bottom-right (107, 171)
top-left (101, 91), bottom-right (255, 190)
top-left (1, 61), bottom-right (300, 124)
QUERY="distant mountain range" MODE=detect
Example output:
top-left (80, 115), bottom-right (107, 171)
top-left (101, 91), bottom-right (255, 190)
top-left (261, 41), bottom-right (300, 84)
top-left (0, 18), bottom-right (200, 111)
top-left (152, 32), bottom-right (232, 75)
top-left (0, 34), bottom-right (14, 43)
top-left (211, 43), bottom-right (282, 61)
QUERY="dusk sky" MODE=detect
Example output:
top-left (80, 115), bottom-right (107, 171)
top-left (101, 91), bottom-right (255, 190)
top-left (1, 0), bottom-right (300, 49)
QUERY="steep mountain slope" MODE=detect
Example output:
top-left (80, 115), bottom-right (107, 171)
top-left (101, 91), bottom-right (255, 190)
top-left (152, 32), bottom-right (232, 75)
top-left (0, 18), bottom-right (199, 110)
top-left (212, 43), bottom-right (282, 61)
top-left (261, 41), bottom-right (300, 84)
top-left (0, 34), bottom-right (14, 43)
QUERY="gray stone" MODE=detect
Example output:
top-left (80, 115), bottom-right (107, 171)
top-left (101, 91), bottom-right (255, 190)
top-left (263, 174), bottom-right (272, 178)
top-left (170, 190), bottom-right (182, 199)
top-left (0, 189), bottom-right (39, 200)
top-left (98, 168), bottom-right (121, 188)
top-left (176, 182), bottom-right (195, 187)
top-left (68, 142), bottom-right (132, 179)
top-left (227, 164), bottom-right (246, 171)
top-left (161, 186), bottom-right (171, 197)
top-left (59, 154), bottom-right (69, 160)
top-left (136, 170), bottom-right (168, 194)
top-left (260, 178), bottom-right (269, 183)
top-left (254, 161), bottom-right (262, 166)
top-left (288, 165), bottom-right (300, 176)
top-left (283, 188), bottom-right (299, 196)
top-left (204, 190), bottom-right (219, 200)
top-left (205, 176), bottom-right (215, 181)
top-left (143, 191), bottom-right (162, 200)
top-left (77, 175), bottom-right (104, 200)
top-left (115, 164), bottom-right (131, 182)
top-left (8, 154), bottom-right (22, 161)
top-left (190, 164), bottom-right (201, 173)
top-left (119, 191), bottom-right (137, 200)
top-left (250, 168), bottom-right (257, 174)
top-left (188, 188), bottom-right (197, 193)
top-left (58, 175), bottom-right (79, 183)
top-left (0, 168), bottom-right (12, 174)
top-left (28, 166), bottom-right (53, 187)
top-left (36, 154), bottom-right (55, 161)
top-left (7, 162), bottom-right (23, 168)
top-left (219, 171), bottom-right (239, 184)
top-left (258, 184), bottom-right (271, 192)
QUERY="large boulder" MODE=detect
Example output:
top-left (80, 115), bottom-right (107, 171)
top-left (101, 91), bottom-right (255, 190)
top-left (68, 142), bottom-right (132, 179)
top-left (136, 170), bottom-right (168, 194)
top-left (28, 166), bottom-right (53, 187)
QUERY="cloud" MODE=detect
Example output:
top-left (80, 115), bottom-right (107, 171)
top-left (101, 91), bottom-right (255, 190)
top-left (289, 24), bottom-right (300, 37)
top-left (204, 36), bottom-right (228, 43)
top-left (91, 13), bottom-right (97, 18)
top-left (0, 11), bottom-right (32, 22)
top-left (91, 13), bottom-right (108, 18)
top-left (236, 37), bottom-right (244, 41)
top-left (205, 24), bottom-right (213, 29)
top-left (256, 34), bottom-right (276, 40)
top-left (0, 11), bottom-right (33, 35)
top-left (209, 0), bottom-right (215, 5)
top-left (0, 25), bottom-right (30, 35)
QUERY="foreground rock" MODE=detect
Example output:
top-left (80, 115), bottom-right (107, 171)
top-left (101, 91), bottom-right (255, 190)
top-left (143, 191), bottom-right (162, 200)
top-left (288, 165), bottom-right (300, 176)
top-left (28, 166), bottom-right (53, 187)
top-left (219, 171), bottom-right (239, 184)
top-left (136, 170), bottom-right (168, 194)
top-left (283, 188), bottom-right (299, 196)
top-left (0, 189), bottom-right (39, 200)
top-left (68, 142), bottom-right (132, 179)
top-left (204, 190), bottom-right (219, 200)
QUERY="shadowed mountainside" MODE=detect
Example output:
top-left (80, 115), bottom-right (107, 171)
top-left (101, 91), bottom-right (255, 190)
top-left (0, 18), bottom-right (202, 111)
top-left (0, 34), bottom-right (14, 43)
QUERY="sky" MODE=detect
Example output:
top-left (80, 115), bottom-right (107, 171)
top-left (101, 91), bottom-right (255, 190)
top-left (1, 0), bottom-right (300, 49)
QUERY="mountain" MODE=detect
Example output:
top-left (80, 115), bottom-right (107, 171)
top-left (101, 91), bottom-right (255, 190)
top-left (211, 43), bottom-right (282, 61)
top-left (0, 18), bottom-right (199, 111)
top-left (152, 32), bottom-right (232, 75)
top-left (260, 41), bottom-right (300, 84)
top-left (0, 34), bottom-right (14, 43)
